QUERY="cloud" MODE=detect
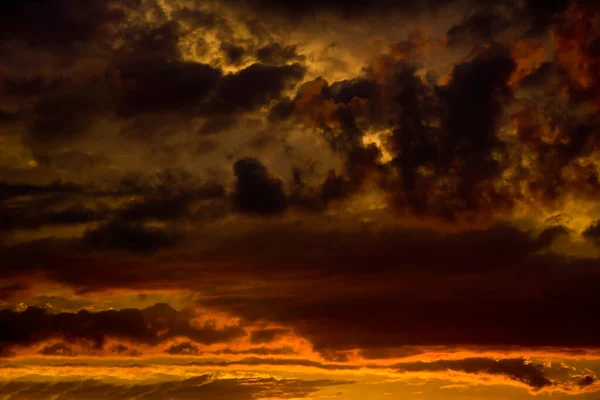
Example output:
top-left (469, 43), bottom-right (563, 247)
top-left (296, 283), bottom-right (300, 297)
top-left (186, 357), bottom-right (360, 371)
top-left (219, 0), bottom-right (455, 20)
top-left (249, 328), bottom-right (288, 344)
top-left (446, 0), bottom-right (572, 46)
top-left (207, 63), bottom-right (306, 115)
top-left (0, 0), bottom-right (127, 47)
top-left (0, 303), bottom-right (245, 354)
top-left (116, 60), bottom-right (304, 119)
top-left (0, 204), bottom-right (106, 232)
top-left (39, 343), bottom-right (75, 356)
top-left (0, 181), bottom-right (84, 201)
top-left (1, 0), bottom-right (597, 226)
top-left (583, 220), bottom-right (600, 244)
top-left (0, 222), bottom-right (590, 358)
top-left (394, 358), bottom-right (551, 390)
top-left (191, 223), bottom-right (600, 354)
top-left (213, 346), bottom-right (297, 356)
top-left (275, 42), bottom-right (521, 219)
top-left (233, 158), bottom-right (287, 215)
top-left (393, 357), bottom-right (599, 392)
top-left (81, 220), bottom-right (179, 253)
top-left (115, 60), bottom-right (222, 118)
top-left (197, 116), bottom-right (238, 136)
top-left (26, 88), bottom-right (110, 147)
top-left (1, 4), bottom-right (600, 399)
top-left (115, 180), bottom-right (225, 223)
top-left (165, 342), bottom-right (201, 355)
top-left (0, 283), bottom-right (28, 301)
top-left (256, 43), bottom-right (305, 65)
top-left (0, 375), bottom-right (352, 400)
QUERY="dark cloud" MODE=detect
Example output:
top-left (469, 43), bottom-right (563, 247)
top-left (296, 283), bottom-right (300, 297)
top-left (81, 220), bottom-right (179, 253)
top-left (0, 303), bottom-right (245, 354)
top-left (165, 342), bottom-right (201, 355)
top-left (0, 0), bottom-right (127, 47)
top-left (268, 98), bottom-right (295, 122)
top-left (392, 357), bottom-right (598, 391)
top-left (198, 116), bottom-right (238, 136)
top-left (0, 283), bottom-right (28, 301)
top-left (195, 139), bottom-right (221, 155)
top-left (214, 346), bottom-right (297, 356)
top-left (118, 20), bottom-right (183, 62)
top-left (0, 204), bottom-right (105, 232)
top-left (233, 158), bottom-right (286, 215)
top-left (0, 217), bottom-right (599, 356)
top-left (207, 63), bottom-right (306, 115)
top-left (0, 109), bottom-right (20, 124)
top-left (390, 44), bottom-right (516, 217)
top-left (256, 44), bottom-right (304, 65)
top-left (187, 357), bottom-right (359, 371)
top-left (0, 375), bottom-right (351, 400)
top-left (36, 151), bottom-right (109, 172)
top-left (115, 60), bottom-right (222, 118)
top-left (170, 7), bottom-right (217, 29)
top-left (1, 74), bottom-right (67, 97)
top-left (110, 344), bottom-right (130, 354)
top-left (221, 0), bottom-right (455, 20)
top-left (518, 62), bottom-right (566, 88)
top-left (221, 43), bottom-right (246, 65)
top-left (249, 328), bottom-right (288, 344)
top-left (191, 223), bottom-right (600, 353)
top-left (446, 0), bottom-right (572, 45)
top-left (0, 181), bottom-right (84, 201)
top-left (253, 19), bottom-right (599, 220)
top-left (447, 11), bottom-right (509, 45)
top-left (393, 358), bottom-right (552, 390)
top-left (113, 60), bottom-right (305, 130)
top-left (523, 0), bottom-right (571, 36)
top-left (0, 222), bottom-right (570, 285)
top-left (39, 343), bottom-right (75, 356)
top-left (0, 180), bottom-right (108, 233)
top-left (0, 170), bottom-right (227, 240)
top-left (579, 375), bottom-right (597, 387)
top-left (328, 78), bottom-right (379, 105)
top-left (116, 181), bottom-right (225, 223)
top-left (583, 220), bottom-right (600, 244)
top-left (358, 347), bottom-right (424, 360)
top-left (25, 89), bottom-right (113, 151)
top-left (283, 42), bottom-right (519, 218)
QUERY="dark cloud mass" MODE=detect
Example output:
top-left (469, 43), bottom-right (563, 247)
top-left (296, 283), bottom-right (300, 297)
top-left (233, 158), bottom-right (286, 214)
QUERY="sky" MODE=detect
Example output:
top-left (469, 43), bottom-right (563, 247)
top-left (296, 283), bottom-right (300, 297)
top-left (1, 0), bottom-right (600, 399)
